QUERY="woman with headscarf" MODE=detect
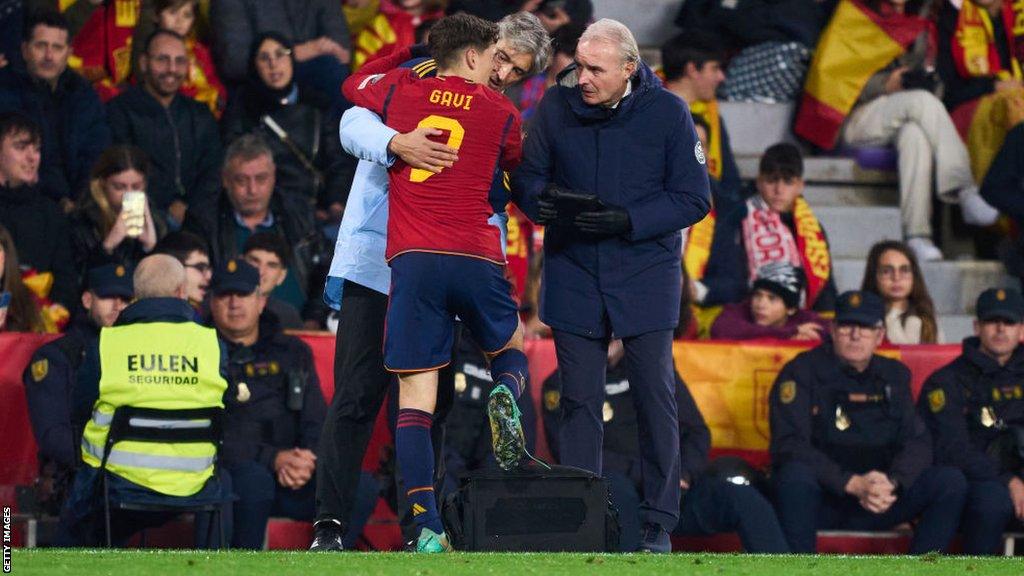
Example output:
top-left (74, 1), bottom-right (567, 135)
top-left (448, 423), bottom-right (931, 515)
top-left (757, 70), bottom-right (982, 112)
top-left (221, 32), bottom-right (356, 222)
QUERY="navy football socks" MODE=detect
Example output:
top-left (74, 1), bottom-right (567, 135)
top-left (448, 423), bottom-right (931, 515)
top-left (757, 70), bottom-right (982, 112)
top-left (396, 408), bottom-right (444, 536)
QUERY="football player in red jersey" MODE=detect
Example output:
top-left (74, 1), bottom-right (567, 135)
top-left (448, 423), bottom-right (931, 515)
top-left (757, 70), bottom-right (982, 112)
top-left (341, 14), bottom-right (530, 552)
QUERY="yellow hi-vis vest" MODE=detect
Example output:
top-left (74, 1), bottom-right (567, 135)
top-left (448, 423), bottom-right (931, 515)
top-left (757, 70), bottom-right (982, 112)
top-left (81, 321), bottom-right (227, 496)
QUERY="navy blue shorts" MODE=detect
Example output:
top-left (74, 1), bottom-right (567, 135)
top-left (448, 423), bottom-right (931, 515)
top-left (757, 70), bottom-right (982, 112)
top-left (384, 252), bottom-right (518, 372)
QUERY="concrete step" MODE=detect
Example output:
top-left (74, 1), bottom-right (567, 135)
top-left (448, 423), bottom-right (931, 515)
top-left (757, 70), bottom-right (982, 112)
top-left (939, 314), bottom-right (974, 344)
top-left (720, 102), bottom-right (799, 156)
top-left (803, 184), bottom-right (899, 207)
top-left (833, 258), bottom-right (1015, 315)
top-left (593, 0), bottom-right (679, 47)
top-left (815, 206), bottom-right (902, 258)
top-left (737, 155), bottom-right (898, 185)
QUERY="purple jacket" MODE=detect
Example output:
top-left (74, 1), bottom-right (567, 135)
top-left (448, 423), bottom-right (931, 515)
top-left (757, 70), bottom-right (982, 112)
top-left (710, 301), bottom-right (830, 340)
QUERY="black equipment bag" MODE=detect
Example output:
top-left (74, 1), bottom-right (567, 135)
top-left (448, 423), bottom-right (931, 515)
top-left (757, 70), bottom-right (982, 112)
top-left (442, 464), bottom-right (619, 552)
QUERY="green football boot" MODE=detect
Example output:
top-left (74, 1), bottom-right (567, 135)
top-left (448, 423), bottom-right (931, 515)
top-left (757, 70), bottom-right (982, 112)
top-left (416, 528), bottom-right (453, 553)
top-left (488, 383), bottom-right (526, 471)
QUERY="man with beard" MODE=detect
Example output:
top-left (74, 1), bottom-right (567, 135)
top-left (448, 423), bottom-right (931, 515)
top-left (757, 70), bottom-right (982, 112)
top-left (107, 29), bottom-right (222, 228)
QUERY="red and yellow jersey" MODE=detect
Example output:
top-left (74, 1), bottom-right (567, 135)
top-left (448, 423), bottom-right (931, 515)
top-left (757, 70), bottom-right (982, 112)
top-left (343, 66), bottom-right (523, 264)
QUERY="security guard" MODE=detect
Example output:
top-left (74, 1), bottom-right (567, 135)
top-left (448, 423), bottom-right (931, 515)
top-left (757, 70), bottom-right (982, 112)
top-left (442, 335), bottom-right (536, 496)
top-left (23, 263), bottom-right (132, 515)
top-left (543, 340), bottom-right (789, 553)
top-left (918, 287), bottom-right (1024, 555)
top-left (210, 258), bottom-right (327, 550)
top-left (770, 290), bottom-right (966, 554)
top-left (59, 254), bottom-right (229, 546)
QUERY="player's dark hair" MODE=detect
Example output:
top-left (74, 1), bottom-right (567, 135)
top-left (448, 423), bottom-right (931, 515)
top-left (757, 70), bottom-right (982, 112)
top-left (0, 111), bottom-right (41, 146)
top-left (552, 22), bottom-right (584, 58)
top-left (661, 29), bottom-right (724, 83)
top-left (23, 9), bottom-right (69, 42)
top-left (154, 231), bottom-right (209, 263)
top-left (758, 143), bottom-right (804, 180)
top-left (429, 13), bottom-right (499, 70)
top-left (243, 232), bottom-right (291, 269)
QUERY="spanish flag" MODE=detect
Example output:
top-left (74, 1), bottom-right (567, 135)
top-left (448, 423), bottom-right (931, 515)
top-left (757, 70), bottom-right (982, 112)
top-left (794, 0), bottom-right (930, 149)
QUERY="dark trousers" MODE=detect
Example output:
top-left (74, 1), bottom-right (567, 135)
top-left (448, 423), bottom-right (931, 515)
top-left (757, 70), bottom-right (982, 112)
top-left (316, 281), bottom-right (393, 531)
top-left (772, 462), bottom-right (967, 553)
top-left (553, 328), bottom-right (681, 530)
top-left (962, 479), bottom-right (1018, 555)
top-left (225, 461), bottom-right (316, 549)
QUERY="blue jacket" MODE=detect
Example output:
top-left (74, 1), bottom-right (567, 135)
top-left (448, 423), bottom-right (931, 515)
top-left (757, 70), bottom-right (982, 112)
top-left (0, 67), bottom-right (110, 202)
top-left (512, 62), bottom-right (711, 338)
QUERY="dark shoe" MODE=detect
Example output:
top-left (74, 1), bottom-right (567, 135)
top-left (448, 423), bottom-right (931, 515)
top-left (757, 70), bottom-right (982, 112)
top-left (309, 519), bottom-right (345, 551)
top-left (638, 523), bottom-right (671, 553)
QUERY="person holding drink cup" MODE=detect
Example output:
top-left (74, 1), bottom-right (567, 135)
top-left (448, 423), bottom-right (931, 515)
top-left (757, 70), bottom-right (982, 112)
top-left (69, 146), bottom-right (165, 283)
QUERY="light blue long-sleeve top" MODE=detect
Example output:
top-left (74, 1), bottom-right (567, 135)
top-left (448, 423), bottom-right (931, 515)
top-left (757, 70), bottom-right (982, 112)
top-left (324, 107), bottom-right (508, 311)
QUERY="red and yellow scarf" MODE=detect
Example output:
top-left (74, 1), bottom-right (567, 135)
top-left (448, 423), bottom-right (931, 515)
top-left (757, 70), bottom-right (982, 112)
top-left (950, 0), bottom-right (1024, 81)
top-left (741, 196), bottom-right (830, 307)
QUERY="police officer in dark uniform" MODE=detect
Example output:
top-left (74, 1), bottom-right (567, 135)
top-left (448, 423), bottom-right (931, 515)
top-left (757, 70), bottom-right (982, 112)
top-left (22, 263), bottom-right (133, 515)
top-left (770, 290), bottom-right (967, 554)
top-left (918, 287), bottom-right (1024, 555)
top-left (442, 335), bottom-right (537, 496)
top-left (209, 259), bottom-right (327, 549)
top-left (543, 339), bottom-right (789, 553)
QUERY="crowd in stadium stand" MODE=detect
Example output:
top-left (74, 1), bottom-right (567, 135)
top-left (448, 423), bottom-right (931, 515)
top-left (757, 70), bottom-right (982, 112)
top-left (2, 0), bottom-right (1023, 555)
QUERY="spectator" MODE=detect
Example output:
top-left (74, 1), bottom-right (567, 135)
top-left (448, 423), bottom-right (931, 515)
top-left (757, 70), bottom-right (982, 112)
top-left (861, 240), bottom-right (942, 344)
top-left (68, 146), bottom-right (163, 284)
top-left (513, 22), bottom-right (581, 121)
top-left (513, 18), bottom-right (711, 552)
top-left (353, 0), bottom-right (446, 71)
top-left (128, 0), bottom-right (227, 117)
top-left (448, 0), bottom-right (593, 33)
top-left (211, 258), bottom-right (326, 550)
top-left (59, 254), bottom-right (229, 547)
top-left (918, 287), bottom-right (1024, 554)
top-left (183, 134), bottom-right (321, 320)
top-left (981, 123), bottom-right (1024, 226)
top-left (795, 0), bottom-right (996, 262)
top-left (242, 232), bottom-right (303, 330)
top-left (710, 264), bottom-right (828, 341)
top-left (661, 30), bottom-right (742, 214)
top-left (62, 0), bottom-right (139, 102)
top-left (211, 0), bottom-right (352, 109)
top-left (698, 143), bottom-right (837, 313)
top-left (770, 290), bottom-right (967, 554)
top-left (0, 111), bottom-right (77, 309)
top-left (543, 339), bottom-right (790, 553)
top-left (0, 224), bottom-right (46, 333)
top-left (153, 230), bottom-right (211, 313)
top-left (22, 263), bottom-right (133, 515)
top-left (221, 32), bottom-right (355, 219)
top-left (937, 0), bottom-right (1024, 180)
top-left (674, 0), bottom-right (826, 51)
top-left (107, 29), bottom-right (222, 227)
top-left (0, 9), bottom-right (111, 205)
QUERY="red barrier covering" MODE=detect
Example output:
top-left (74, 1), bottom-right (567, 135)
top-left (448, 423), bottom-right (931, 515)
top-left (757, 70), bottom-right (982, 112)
top-left (0, 333), bottom-right (963, 497)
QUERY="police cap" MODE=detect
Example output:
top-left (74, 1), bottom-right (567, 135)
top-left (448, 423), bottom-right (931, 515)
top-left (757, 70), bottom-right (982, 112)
top-left (976, 288), bottom-right (1024, 323)
top-left (210, 258), bottom-right (259, 296)
top-left (834, 290), bottom-right (884, 327)
top-left (86, 263), bottom-right (134, 298)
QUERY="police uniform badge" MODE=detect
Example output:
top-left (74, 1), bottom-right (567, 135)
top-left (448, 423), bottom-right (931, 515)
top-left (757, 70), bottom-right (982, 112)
top-left (981, 406), bottom-right (998, 428)
top-left (602, 401), bottom-right (614, 423)
top-left (835, 406), bottom-right (851, 431)
top-left (227, 259), bottom-right (238, 272)
top-left (115, 265), bottom-right (126, 277)
top-left (779, 380), bottom-right (797, 404)
top-left (849, 293), bottom-right (862, 307)
top-left (927, 389), bottom-right (946, 413)
top-left (997, 289), bottom-right (1007, 301)
top-left (31, 358), bottom-right (48, 382)
top-left (454, 373), bottom-right (467, 394)
top-left (544, 389), bottom-right (560, 412)
top-left (237, 382), bottom-right (251, 403)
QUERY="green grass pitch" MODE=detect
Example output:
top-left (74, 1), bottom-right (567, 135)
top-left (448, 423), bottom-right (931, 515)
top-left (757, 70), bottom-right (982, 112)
top-left (12, 550), bottom-right (1024, 576)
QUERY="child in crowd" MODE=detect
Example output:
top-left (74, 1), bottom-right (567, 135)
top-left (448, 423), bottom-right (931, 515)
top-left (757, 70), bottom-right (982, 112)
top-left (860, 240), bottom-right (942, 344)
top-left (710, 264), bottom-right (828, 340)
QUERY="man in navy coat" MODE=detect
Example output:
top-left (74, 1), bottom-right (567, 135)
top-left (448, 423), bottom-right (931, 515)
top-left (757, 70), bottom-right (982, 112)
top-left (512, 18), bottom-right (711, 553)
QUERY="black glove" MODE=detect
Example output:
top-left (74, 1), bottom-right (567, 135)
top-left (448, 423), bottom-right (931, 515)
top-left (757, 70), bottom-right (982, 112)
top-left (575, 205), bottom-right (631, 236)
top-left (536, 184), bottom-right (566, 225)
